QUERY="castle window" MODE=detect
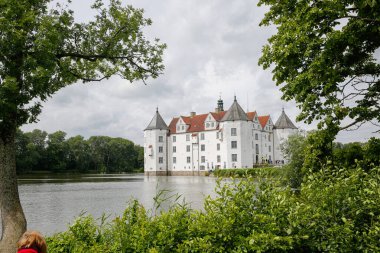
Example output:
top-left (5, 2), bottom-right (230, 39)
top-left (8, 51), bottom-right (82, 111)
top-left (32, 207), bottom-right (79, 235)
top-left (268, 135), bottom-right (271, 141)
top-left (201, 144), bottom-right (205, 151)
top-left (173, 146), bottom-right (176, 153)
top-left (256, 144), bottom-right (259, 154)
top-left (181, 125), bottom-right (185, 130)
top-left (231, 141), bottom-right (237, 149)
top-left (217, 143), bottom-right (220, 151)
top-left (232, 154), bottom-right (237, 162)
top-left (217, 155), bottom-right (221, 163)
top-left (187, 157), bottom-right (191, 163)
top-left (201, 156), bottom-right (205, 163)
top-left (159, 157), bottom-right (163, 164)
top-left (186, 134), bottom-right (190, 141)
top-left (269, 146), bottom-right (271, 152)
top-left (158, 146), bottom-right (163, 153)
top-left (173, 157), bottom-right (176, 164)
top-left (200, 133), bottom-right (205, 140)
top-left (177, 126), bottom-right (180, 131)
top-left (186, 145), bottom-right (190, 152)
top-left (206, 123), bottom-right (210, 128)
top-left (158, 136), bottom-right (163, 142)
top-left (211, 122), bottom-right (214, 127)
top-left (173, 136), bottom-right (176, 142)
top-left (255, 133), bottom-right (258, 140)
top-left (231, 128), bottom-right (237, 136)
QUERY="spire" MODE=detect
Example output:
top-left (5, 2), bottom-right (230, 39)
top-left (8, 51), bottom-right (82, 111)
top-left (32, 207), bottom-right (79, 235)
top-left (274, 109), bottom-right (297, 129)
top-left (145, 108), bottom-right (168, 130)
top-left (221, 97), bottom-right (248, 121)
top-left (217, 95), bottom-right (224, 112)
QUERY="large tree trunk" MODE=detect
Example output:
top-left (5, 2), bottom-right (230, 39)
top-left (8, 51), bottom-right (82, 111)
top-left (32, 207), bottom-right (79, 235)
top-left (0, 129), bottom-right (27, 252)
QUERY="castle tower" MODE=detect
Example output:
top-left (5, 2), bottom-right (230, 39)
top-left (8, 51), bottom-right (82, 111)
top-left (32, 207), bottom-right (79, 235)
top-left (217, 96), bottom-right (224, 112)
top-left (273, 108), bottom-right (298, 164)
top-left (144, 108), bottom-right (168, 176)
top-left (220, 96), bottom-right (251, 168)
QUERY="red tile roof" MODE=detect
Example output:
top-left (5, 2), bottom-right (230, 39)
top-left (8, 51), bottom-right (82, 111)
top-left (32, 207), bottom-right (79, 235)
top-left (181, 116), bottom-right (191, 125)
top-left (211, 111), bottom-right (227, 121)
top-left (258, 115), bottom-right (270, 128)
top-left (168, 117), bottom-right (179, 134)
top-left (168, 111), bottom-right (226, 134)
top-left (246, 111), bottom-right (257, 121)
top-left (168, 111), bottom-right (271, 134)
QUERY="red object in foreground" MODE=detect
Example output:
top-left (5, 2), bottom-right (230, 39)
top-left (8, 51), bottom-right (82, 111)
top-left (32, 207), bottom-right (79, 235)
top-left (18, 248), bottom-right (39, 253)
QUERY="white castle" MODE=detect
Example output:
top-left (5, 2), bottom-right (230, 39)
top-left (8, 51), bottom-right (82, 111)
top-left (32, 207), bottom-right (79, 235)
top-left (144, 97), bottom-right (298, 176)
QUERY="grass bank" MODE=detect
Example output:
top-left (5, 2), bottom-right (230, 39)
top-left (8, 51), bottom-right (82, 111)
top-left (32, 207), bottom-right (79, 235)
top-left (212, 166), bottom-right (286, 178)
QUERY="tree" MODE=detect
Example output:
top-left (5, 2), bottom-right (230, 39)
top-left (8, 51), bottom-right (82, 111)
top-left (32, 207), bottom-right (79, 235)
top-left (134, 144), bottom-right (144, 171)
top-left (0, 0), bottom-right (165, 250)
top-left (46, 131), bottom-right (68, 172)
top-left (66, 135), bottom-right (91, 172)
top-left (258, 0), bottom-right (380, 135)
top-left (15, 129), bottom-right (47, 172)
top-left (281, 133), bottom-right (307, 189)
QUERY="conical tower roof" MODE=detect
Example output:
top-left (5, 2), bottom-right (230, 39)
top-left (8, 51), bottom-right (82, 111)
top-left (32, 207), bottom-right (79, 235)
top-left (274, 109), bottom-right (297, 129)
top-left (221, 97), bottom-right (248, 121)
top-left (145, 108), bottom-right (168, 130)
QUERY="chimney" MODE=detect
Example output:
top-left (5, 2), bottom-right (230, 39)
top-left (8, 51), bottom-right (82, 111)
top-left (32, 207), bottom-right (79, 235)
top-left (190, 112), bottom-right (196, 117)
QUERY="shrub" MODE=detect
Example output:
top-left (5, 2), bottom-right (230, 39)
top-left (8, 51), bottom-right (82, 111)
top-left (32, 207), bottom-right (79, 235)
top-left (48, 166), bottom-right (380, 252)
top-left (213, 167), bottom-right (285, 179)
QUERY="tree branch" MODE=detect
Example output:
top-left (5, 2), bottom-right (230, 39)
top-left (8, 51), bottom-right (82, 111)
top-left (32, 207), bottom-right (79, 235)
top-left (342, 15), bottom-right (380, 24)
top-left (55, 52), bottom-right (157, 76)
top-left (340, 119), bottom-right (362, 130)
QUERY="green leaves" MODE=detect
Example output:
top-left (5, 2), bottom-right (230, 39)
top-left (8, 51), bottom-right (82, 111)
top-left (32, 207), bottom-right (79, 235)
top-left (15, 129), bottom-right (143, 173)
top-left (0, 0), bottom-right (165, 130)
top-left (46, 165), bottom-right (380, 252)
top-left (258, 0), bottom-right (380, 133)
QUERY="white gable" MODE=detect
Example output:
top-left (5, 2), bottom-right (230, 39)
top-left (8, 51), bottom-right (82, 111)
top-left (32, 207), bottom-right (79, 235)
top-left (204, 113), bottom-right (217, 130)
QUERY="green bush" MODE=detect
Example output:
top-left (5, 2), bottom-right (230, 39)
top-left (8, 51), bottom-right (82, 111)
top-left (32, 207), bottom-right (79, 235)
top-left (47, 166), bottom-right (380, 252)
top-left (212, 167), bottom-right (285, 179)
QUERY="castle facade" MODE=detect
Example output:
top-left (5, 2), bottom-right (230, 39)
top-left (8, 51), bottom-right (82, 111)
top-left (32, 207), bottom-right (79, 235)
top-left (144, 97), bottom-right (298, 176)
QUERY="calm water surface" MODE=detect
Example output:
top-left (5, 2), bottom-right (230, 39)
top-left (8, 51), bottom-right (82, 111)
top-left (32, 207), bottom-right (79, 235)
top-left (14, 174), bottom-right (218, 236)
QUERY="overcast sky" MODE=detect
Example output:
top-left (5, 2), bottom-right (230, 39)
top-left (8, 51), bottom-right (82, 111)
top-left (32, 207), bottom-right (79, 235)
top-left (22, 0), bottom-right (379, 145)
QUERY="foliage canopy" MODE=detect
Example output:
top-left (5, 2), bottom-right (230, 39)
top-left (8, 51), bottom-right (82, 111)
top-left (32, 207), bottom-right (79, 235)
top-left (258, 0), bottom-right (380, 132)
top-left (16, 129), bottom-right (143, 173)
top-left (0, 0), bottom-right (165, 251)
top-left (0, 0), bottom-right (165, 133)
top-left (47, 166), bottom-right (380, 252)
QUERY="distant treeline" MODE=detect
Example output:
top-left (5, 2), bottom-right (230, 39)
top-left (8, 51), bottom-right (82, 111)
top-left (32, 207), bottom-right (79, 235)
top-left (16, 129), bottom-right (143, 173)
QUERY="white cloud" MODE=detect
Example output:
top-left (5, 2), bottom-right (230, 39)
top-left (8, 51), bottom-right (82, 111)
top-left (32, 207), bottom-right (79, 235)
top-left (22, 0), bottom-right (379, 144)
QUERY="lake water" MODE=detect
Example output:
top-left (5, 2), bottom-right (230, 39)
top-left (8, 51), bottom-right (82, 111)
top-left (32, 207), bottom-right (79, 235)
top-left (13, 174), bottom-right (218, 236)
